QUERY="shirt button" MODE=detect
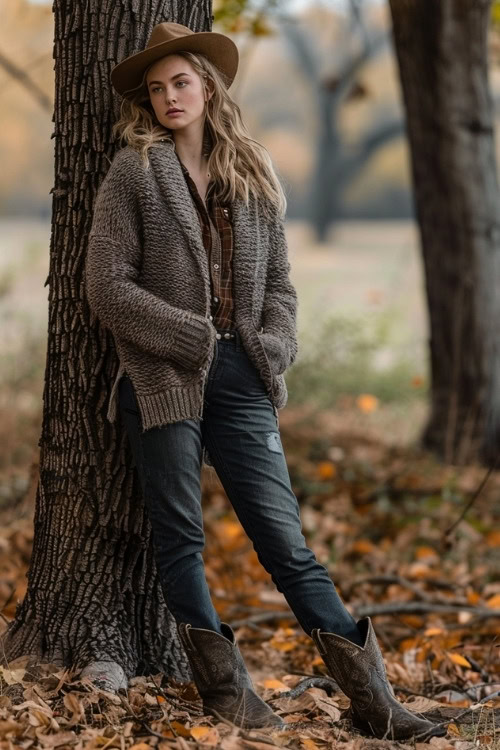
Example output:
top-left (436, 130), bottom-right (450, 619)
top-left (213, 263), bottom-right (219, 270)
top-left (209, 315), bottom-right (213, 320)
top-left (213, 296), bottom-right (219, 302)
top-left (215, 333), bottom-right (221, 340)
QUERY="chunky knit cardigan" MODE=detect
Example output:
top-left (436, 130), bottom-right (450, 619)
top-left (85, 138), bottom-right (298, 442)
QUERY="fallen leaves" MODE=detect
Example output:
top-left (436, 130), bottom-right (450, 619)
top-left (447, 653), bottom-right (472, 669)
top-left (189, 726), bottom-right (220, 745)
top-left (0, 411), bottom-right (499, 748)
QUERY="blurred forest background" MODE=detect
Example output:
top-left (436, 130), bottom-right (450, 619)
top-left (5, 0), bottom-right (500, 474)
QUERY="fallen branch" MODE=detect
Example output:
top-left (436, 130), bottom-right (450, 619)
top-left (229, 610), bottom-right (294, 629)
top-left (345, 574), bottom-right (458, 600)
top-left (355, 602), bottom-right (500, 619)
top-left (229, 603), bottom-right (500, 630)
top-left (267, 676), bottom-right (340, 700)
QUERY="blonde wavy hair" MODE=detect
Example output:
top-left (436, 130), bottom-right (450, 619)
top-left (112, 50), bottom-right (287, 219)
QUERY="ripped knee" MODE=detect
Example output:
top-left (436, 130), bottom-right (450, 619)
top-left (266, 431), bottom-right (283, 454)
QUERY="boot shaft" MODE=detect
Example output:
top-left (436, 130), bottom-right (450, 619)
top-left (177, 621), bottom-right (254, 696)
top-left (311, 616), bottom-right (448, 742)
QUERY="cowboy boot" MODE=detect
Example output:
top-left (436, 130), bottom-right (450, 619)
top-left (177, 621), bottom-right (284, 730)
top-left (311, 617), bottom-right (449, 742)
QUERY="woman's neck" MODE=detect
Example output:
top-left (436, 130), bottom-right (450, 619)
top-left (173, 136), bottom-right (209, 177)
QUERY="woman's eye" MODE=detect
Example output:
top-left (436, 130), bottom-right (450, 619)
top-left (151, 81), bottom-right (186, 93)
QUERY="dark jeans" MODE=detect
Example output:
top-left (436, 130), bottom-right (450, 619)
top-left (118, 329), bottom-right (363, 644)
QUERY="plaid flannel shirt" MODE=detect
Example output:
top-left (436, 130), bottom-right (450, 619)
top-left (178, 159), bottom-right (235, 330)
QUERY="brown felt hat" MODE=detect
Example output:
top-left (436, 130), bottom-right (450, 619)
top-left (111, 21), bottom-right (239, 100)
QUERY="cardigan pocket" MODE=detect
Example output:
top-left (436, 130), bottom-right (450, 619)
top-left (253, 324), bottom-right (273, 378)
top-left (252, 323), bottom-right (285, 406)
top-left (254, 326), bottom-right (289, 377)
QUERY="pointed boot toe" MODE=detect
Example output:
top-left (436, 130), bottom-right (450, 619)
top-left (178, 622), bottom-right (284, 730)
top-left (311, 617), bottom-right (449, 742)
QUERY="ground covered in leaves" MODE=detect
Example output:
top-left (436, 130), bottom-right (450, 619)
top-left (0, 405), bottom-right (499, 749)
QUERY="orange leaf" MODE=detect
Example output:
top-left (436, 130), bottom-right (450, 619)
top-left (415, 546), bottom-right (438, 560)
top-left (189, 727), bottom-right (210, 740)
top-left (169, 721), bottom-right (191, 737)
top-left (486, 593), bottom-right (500, 609)
top-left (269, 640), bottom-right (298, 652)
top-left (466, 590), bottom-right (481, 605)
top-left (301, 739), bottom-right (320, 750)
top-left (486, 530), bottom-right (500, 546)
top-left (448, 652), bottom-right (472, 668)
top-left (220, 521), bottom-right (242, 540)
top-left (190, 726), bottom-right (220, 744)
top-left (317, 461), bottom-right (337, 480)
top-left (444, 636), bottom-right (464, 651)
top-left (350, 539), bottom-right (375, 554)
top-left (356, 393), bottom-right (379, 413)
top-left (262, 679), bottom-right (288, 690)
top-left (424, 627), bottom-right (445, 636)
top-left (398, 615), bottom-right (424, 629)
top-left (407, 562), bottom-right (432, 579)
top-left (399, 637), bottom-right (418, 652)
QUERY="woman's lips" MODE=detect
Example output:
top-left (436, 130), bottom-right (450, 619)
top-left (167, 110), bottom-right (183, 116)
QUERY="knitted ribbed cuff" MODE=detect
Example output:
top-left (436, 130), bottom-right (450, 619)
top-left (170, 314), bottom-right (213, 370)
top-left (259, 331), bottom-right (290, 375)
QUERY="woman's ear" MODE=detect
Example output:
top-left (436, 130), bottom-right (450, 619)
top-left (204, 78), bottom-right (215, 103)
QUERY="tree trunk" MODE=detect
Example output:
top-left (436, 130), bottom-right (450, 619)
top-left (388, 0), bottom-right (500, 466)
top-left (1, 0), bottom-right (214, 683)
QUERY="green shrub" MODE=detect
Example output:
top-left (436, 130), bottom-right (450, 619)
top-left (286, 309), bottom-right (427, 407)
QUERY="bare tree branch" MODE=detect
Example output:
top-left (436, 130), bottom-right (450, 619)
top-left (0, 49), bottom-right (52, 112)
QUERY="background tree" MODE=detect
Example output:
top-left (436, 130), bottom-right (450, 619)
top-left (279, 7), bottom-right (404, 241)
top-left (216, 0), bottom-right (406, 240)
top-left (219, 0), bottom-right (500, 465)
top-left (388, 0), bottom-right (500, 466)
top-left (0, 0), bottom-right (215, 688)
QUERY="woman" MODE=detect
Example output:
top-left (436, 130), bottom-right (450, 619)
top-left (85, 21), bottom-right (447, 742)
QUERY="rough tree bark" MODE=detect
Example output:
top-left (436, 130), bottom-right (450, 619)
top-left (1, 0), bottom-right (214, 684)
top-left (388, 0), bottom-right (500, 466)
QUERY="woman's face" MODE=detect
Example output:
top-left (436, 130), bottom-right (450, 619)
top-left (146, 55), bottom-right (211, 133)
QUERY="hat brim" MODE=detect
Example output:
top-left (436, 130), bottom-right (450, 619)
top-left (111, 32), bottom-right (239, 98)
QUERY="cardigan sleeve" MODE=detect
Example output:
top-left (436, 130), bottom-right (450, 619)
top-left (85, 150), bottom-right (214, 371)
top-left (260, 209), bottom-right (299, 373)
